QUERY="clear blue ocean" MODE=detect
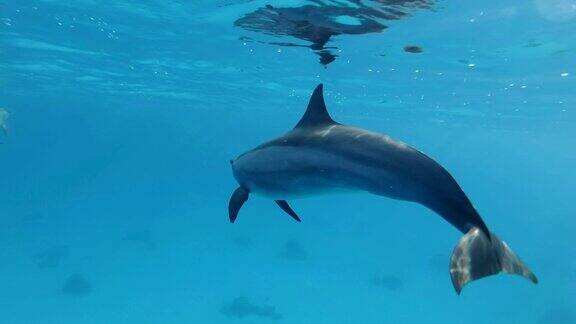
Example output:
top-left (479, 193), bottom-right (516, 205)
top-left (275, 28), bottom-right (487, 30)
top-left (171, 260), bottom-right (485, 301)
top-left (1, 0), bottom-right (575, 323)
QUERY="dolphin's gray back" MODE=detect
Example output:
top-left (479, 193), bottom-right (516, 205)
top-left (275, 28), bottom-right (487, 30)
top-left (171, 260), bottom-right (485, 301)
top-left (234, 123), bottom-right (484, 234)
top-left (257, 125), bottom-right (460, 198)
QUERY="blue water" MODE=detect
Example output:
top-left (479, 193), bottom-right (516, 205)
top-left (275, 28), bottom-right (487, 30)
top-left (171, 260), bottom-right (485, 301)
top-left (1, 1), bottom-right (575, 323)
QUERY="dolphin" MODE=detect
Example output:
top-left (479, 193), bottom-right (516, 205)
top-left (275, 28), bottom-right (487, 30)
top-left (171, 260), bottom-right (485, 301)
top-left (228, 84), bottom-right (537, 294)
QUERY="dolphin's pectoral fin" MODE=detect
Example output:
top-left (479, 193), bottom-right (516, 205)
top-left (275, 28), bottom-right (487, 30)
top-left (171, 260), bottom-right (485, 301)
top-left (228, 187), bottom-right (250, 223)
top-left (450, 227), bottom-right (538, 294)
top-left (274, 200), bottom-right (301, 222)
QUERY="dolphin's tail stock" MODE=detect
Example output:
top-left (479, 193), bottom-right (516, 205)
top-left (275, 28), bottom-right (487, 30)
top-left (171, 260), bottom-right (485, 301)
top-left (449, 227), bottom-right (538, 294)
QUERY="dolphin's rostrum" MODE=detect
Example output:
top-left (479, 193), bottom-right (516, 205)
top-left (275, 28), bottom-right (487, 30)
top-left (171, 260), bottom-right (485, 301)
top-left (229, 84), bottom-right (537, 294)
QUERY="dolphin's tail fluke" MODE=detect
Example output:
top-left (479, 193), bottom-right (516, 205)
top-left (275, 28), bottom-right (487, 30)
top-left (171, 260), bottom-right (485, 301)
top-left (449, 227), bottom-right (538, 294)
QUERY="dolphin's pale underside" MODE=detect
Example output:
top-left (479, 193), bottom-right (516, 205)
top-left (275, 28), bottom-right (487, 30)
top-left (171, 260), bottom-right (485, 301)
top-left (228, 84), bottom-right (537, 294)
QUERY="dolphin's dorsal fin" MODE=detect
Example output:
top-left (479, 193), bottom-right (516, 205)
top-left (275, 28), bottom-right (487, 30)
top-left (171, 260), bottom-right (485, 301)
top-left (295, 84), bottom-right (336, 128)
